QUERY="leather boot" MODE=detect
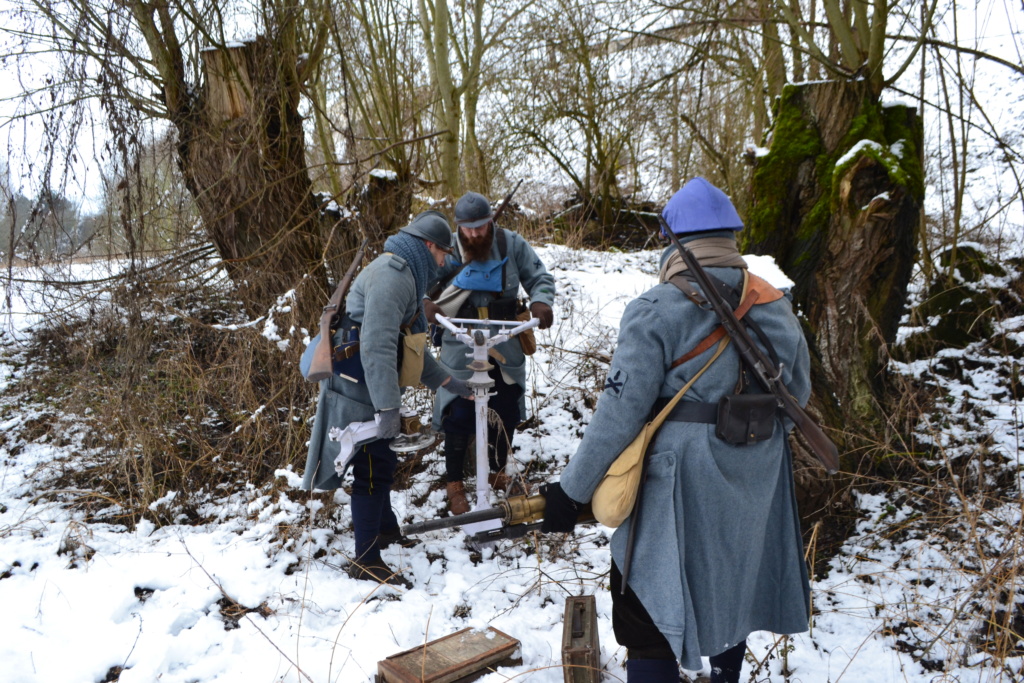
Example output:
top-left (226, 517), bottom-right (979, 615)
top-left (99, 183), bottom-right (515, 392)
top-left (446, 480), bottom-right (470, 515)
top-left (488, 470), bottom-right (530, 495)
top-left (488, 470), bottom-right (512, 491)
top-left (379, 529), bottom-right (422, 549)
top-left (346, 559), bottom-right (412, 588)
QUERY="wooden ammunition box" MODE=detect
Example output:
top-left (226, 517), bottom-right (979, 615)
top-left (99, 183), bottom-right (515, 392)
top-left (561, 595), bottom-right (602, 682)
top-left (376, 626), bottom-right (521, 683)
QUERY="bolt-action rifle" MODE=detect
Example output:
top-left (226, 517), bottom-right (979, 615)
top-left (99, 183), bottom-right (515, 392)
top-left (402, 492), bottom-right (594, 544)
top-left (659, 217), bottom-right (841, 474)
top-left (426, 179), bottom-right (524, 301)
top-left (304, 237), bottom-right (370, 382)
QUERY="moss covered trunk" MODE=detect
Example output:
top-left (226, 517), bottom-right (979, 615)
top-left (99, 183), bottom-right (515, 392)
top-left (744, 80), bottom-right (923, 498)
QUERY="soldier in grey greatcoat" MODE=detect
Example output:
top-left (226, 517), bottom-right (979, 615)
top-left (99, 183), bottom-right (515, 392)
top-left (540, 178), bottom-right (812, 683)
top-left (301, 211), bottom-right (471, 587)
top-left (423, 191), bottom-right (556, 515)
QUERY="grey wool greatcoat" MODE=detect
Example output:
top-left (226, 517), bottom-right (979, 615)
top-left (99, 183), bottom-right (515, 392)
top-left (301, 253), bottom-right (449, 491)
top-left (430, 228), bottom-right (555, 429)
top-left (559, 258), bottom-right (812, 670)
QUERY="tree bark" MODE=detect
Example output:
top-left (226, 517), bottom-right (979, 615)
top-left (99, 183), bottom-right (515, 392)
top-left (177, 37), bottom-right (333, 317)
top-left (744, 80), bottom-right (923, 494)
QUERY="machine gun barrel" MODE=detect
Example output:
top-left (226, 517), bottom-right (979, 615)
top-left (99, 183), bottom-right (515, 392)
top-left (402, 505), bottom-right (509, 535)
top-left (403, 493), bottom-right (550, 536)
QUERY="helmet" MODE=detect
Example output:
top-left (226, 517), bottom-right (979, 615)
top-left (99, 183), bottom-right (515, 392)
top-left (454, 191), bottom-right (494, 228)
top-left (661, 177), bottom-right (743, 235)
top-left (400, 210), bottom-right (454, 252)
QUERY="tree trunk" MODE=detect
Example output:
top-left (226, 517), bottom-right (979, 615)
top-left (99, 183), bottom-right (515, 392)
top-left (176, 37), bottom-right (334, 318)
top-left (744, 80), bottom-right (923, 509)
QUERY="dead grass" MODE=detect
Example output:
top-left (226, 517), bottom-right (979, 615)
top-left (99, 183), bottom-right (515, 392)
top-left (4, 267), bottom-right (317, 530)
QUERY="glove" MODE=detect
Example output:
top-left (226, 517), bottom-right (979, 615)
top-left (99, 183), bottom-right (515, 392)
top-left (530, 301), bottom-right (554, 329)
top-left (444, 376), bottom-right (473, 398)
top-left (423, 298), bottom-right (442, 324)
top-left (540, 482), bottom-right (580, 533)
top-left (375, 408), bottom-right (401, 440)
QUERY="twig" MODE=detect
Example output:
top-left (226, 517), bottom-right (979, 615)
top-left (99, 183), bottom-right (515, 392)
top-left (178, 536), bottom-right (315, 683)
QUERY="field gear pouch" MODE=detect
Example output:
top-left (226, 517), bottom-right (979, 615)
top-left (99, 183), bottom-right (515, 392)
top-left (716, 394), bottom-right (777, 445)
top-left (515, 303), bottom-right (536, 356)
top-left (592, 337), bottom-right (730, 528)
top-left (398, 330), bottom-right (427, 387)
top-left (331, 323), bottom-right (364, 383)
top-left (488, 296), bottom-right (518, 321)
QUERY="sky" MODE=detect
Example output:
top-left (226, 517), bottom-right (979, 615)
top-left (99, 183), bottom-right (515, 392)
top-left (2, 245), bottom-right (1023, 683)
top-left (2, 0), bottom-right (1023, 232)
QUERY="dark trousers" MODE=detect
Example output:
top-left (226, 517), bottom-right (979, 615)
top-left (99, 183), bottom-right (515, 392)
top-left (611, 562), bottom-right (747, 683)
top-left (442, 367), bottom-right (522, 480)
top-left (348, 438), bottom-right (400, 564)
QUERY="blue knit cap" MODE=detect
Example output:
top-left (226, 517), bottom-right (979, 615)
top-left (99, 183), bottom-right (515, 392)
top-left (661, 177), bottom-right (744, 235)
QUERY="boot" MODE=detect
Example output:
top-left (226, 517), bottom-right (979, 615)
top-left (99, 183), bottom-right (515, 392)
top-left (446, 480), bottom-right (470, 515)
top-left (488, 470), bottom-right (512, 491)
top-left (379, 528), bottom-right (422, 549)
top-left (489, 470), bottom-right (529, 495)
top-left (346, 559), bottom-right (412, 588)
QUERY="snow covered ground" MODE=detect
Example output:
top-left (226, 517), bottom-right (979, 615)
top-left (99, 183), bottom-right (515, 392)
top-left (1, 245), bottom-right (1022, 682)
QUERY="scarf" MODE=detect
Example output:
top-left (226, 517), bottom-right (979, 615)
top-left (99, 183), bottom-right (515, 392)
top-left (383, 231), bottom-right (437, 333)
top-left (658, 236), bottom-right (748, 283)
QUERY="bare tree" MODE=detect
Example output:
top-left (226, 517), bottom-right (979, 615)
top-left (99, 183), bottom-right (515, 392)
top-left (5, 0), bottom-right (346, 317)
top-left (507, 0), bottom-right (668, 230)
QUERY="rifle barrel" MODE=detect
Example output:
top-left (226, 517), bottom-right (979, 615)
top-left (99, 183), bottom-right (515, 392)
top-left (659, 219), bottom-right (840, 474)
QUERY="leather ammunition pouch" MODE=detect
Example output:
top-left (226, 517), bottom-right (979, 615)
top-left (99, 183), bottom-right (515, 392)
top-left (656, 393), bottom-right (778, 446)
top-left (515, 302), bottom-right (536, 356)
top-left (331, 315), bottom-right (364, 383)
top-left (331, 315), bottom-right (417, 385)
top-left (715, 394), bottom-right (777, 445)
top-left (456, 295), bottom-right (519, 321)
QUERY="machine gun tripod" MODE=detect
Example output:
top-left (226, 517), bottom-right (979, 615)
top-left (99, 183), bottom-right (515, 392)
top-left (433, 313), bottom-right (540, 540)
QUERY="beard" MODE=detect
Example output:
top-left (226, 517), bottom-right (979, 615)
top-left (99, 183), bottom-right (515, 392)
top-left (459, 224), bottom-right (494, 263)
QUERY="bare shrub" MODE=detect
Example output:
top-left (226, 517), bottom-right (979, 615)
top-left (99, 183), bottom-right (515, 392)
top-left (9, 260), bottom-right (317, 529)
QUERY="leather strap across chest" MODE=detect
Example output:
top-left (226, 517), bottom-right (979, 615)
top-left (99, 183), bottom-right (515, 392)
top-left (669, 271), bottom-right (784, 369)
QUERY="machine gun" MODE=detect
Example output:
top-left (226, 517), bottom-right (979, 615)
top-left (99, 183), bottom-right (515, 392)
top-left (402, 493), bottom-right (594, 545)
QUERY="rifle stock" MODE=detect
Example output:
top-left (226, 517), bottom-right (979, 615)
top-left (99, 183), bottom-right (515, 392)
top-left (491, 178), bottom-right (523, 224)
top-left (304, 238), bottom-right (369, 382)
top-left (659, 219), bottom-right (840, 474)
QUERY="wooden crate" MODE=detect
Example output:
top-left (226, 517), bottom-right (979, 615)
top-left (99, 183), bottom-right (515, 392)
top-left (376, 626), bottom-right (521, 683)
top-left (561, 595), bottom-right (602, 683)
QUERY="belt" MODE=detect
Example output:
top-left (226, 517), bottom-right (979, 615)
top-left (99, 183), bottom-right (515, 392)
top-left (652, 398), bottom-right (718, 423)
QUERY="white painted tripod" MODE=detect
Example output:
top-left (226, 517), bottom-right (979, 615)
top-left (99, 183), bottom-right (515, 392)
top-left (434, 314), bottom-right (539, 536)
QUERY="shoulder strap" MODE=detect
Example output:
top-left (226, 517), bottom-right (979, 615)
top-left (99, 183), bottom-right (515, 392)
top-left (668, 271), bottom-right (786, 369)
top-left (496, 227), bottom-right (508, 291)
top-left (650, 337), bottom-right (730, 431)
top-left (669, 270), bottom-right (750, 368)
